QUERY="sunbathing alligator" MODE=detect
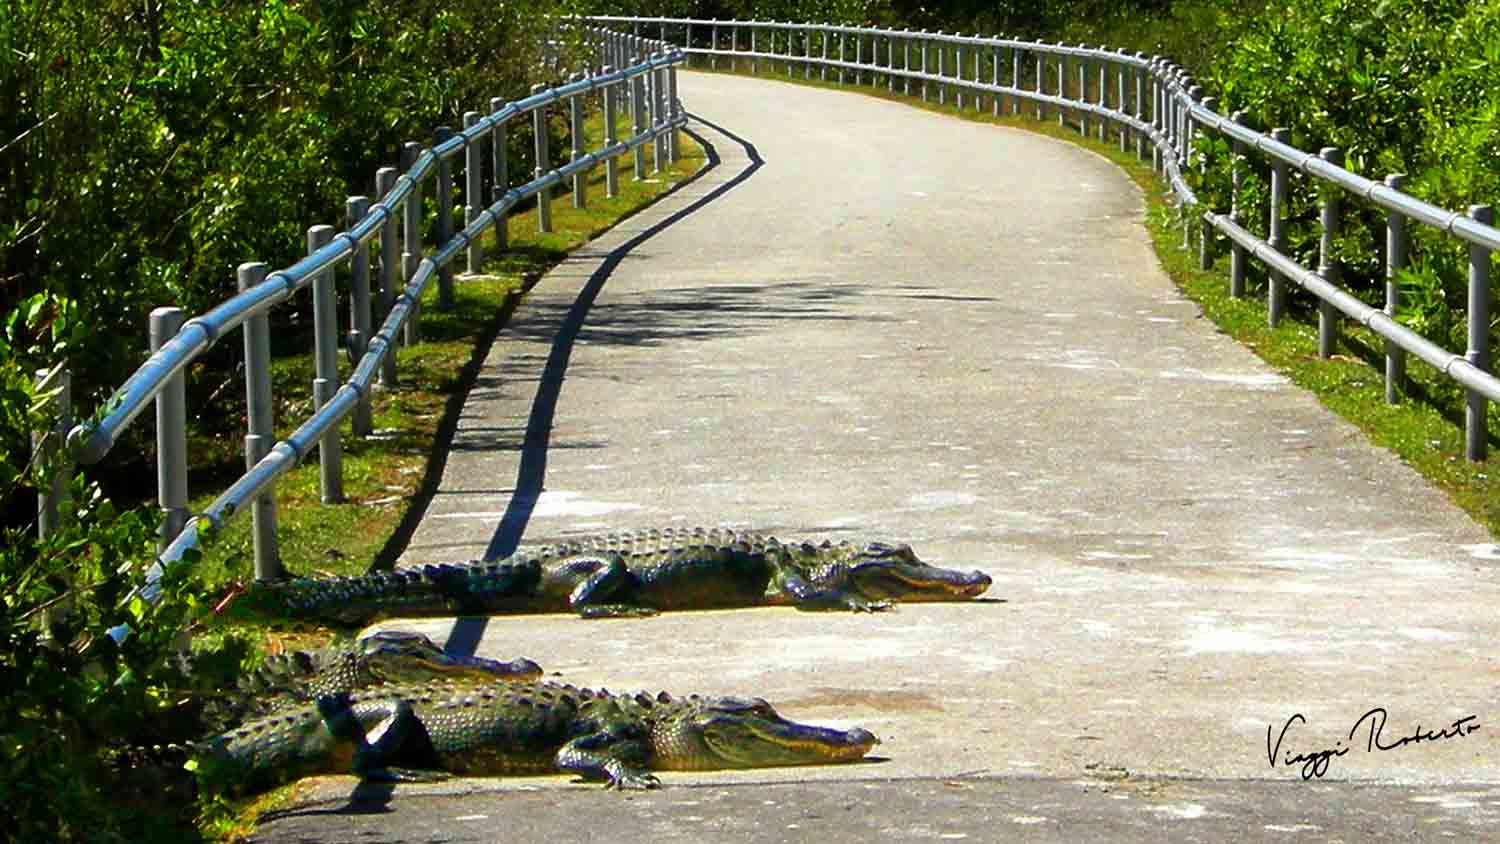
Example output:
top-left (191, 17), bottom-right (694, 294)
top-left (191, 631), bottom-right (543, 732)
top-left (191, 678), bottom-right (879, 794)
top-left (237, 527), bottom-right (993, 625)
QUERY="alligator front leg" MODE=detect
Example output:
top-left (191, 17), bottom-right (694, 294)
top-left (566, 552), bottom-right (659, 618)
top-left (315, 693), bottom-right (447, 783)
top-left (554, 727), bottom-right (660, 789)
top-left (777, 572), bottom-right (893, 612)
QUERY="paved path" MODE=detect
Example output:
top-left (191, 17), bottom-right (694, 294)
top-left (256, 72), bottom-right (1500, 839)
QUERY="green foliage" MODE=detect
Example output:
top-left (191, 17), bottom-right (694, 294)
top-left (0, 295), bottom-right (247, 840)
top-left (1203, 0), bottom-right (1500, 347)
top-left (0, 471), bottom-right (259, 841)
top-left (1, 0), bottom-right (558, 426)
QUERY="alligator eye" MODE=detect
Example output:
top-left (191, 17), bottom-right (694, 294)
top-left (743, 698), bottom-right (777, 717)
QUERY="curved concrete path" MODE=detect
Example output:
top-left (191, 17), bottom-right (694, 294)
top-left (257, 73), bottom-right (1500, 839)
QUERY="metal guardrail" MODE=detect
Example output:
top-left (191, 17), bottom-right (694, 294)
top-left (45, 27), bottom-right (688, 613)
top-left (593, 15), bottom-right (1500, 461)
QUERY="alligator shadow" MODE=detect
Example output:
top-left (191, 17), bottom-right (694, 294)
top-left (254, 779), bottom-right (398, 823)
top-left (439, 117), bottom-right (766, 657)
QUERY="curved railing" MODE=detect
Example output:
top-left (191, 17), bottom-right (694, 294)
top-left (46, 28), bottom-right (689, 614)
top-left (594, 16), bottom-right (1500, 462)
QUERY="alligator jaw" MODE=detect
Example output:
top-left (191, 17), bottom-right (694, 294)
top-left (850, 561), bottom-right (993, 602)
top-left (680, 699), bottom-right (881, 769)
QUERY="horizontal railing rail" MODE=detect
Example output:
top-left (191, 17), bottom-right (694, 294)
top-left (39, 27), bottom-right (690, 621)
top-left (592, 15), bottom-right (1500, 461)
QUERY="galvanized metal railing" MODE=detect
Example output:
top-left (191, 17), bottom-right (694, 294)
top-left (593, 15), bottom-right (1500, 461)
top-left (47, 27), bottom-right (687, 613)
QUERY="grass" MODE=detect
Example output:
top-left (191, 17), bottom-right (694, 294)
top-left (681, 56), bottom-right (1500, 537)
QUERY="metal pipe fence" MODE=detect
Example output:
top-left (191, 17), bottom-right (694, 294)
top-left (594, 14), bottom-right (1500, 461)
top-left (52, 28), bottom-right (686, 611)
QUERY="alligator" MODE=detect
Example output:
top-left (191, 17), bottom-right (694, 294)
top-left (190, 678), bottom-right (879, 794)
top-left (193, 631), bottom-right (543, 731)
top-left (236, 527), bottom-right (992, 625)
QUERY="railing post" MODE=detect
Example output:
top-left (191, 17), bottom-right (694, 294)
top-left (1116, 50), bottom-right (1127, 151)
top-left (149, 307), bottom-right (189, 548)
top-left (856, 29), bottom-right (864, 87)
top-left (400, 141), bottom-right (423, 345)
top-left (1077, 48), bottom-right (1088, 137)
top-left (972, 37), bottom-right (981, 112)
top-left (1185, 84), bottom-right (1202, 170)
top-left (569, 75), bottom-right (587, 209)
top-left (806, 25), bottom-right (813, 80)
top-left (1098, 52), bottom-right (1108, 142)
top-left (1057, 49), bottom-right (1066, 127)
top-left (838, 31), bottom-right (846, 85)
top-left (343, 197), bottom-right (375, 434)
top-left (1198, 96), bottom-right (1219, 270)
top-left (936, 33), bottom-right (946, 106)
top-left (750, 24), bottom-right (756, 75)
top-left (345, 196), bottom-right (374, 437)
top-left (954, 40), bottom-right (963, 110)
top-left (237, 262), bottom-right (282, 581)
top-left (632, 59), bottom-right (647, 179)
top-left (1316, 147), bottom-right (1343, 358)
top-left (490, 97), bottom-right (509, 252)
top-left (1149, 60), bottom-right (1161, 172)
top-left (307, 224), bottom-right (344, 504)
top-left (1384, 173), bottom-right (1407, 404)
top-left (649, 56), bottom-right (664, 174)
top-left (712, 23), bottom-right (719, 70)
top-left (902, 32), bottom-right (910, 95)
top-left (374, 167), bottom-right (399, 387)
top-left (1229, 112), bottom-right (1247, 297)
top-left (1134, 53), bottom-right (1147, 160)
top-left (822, 27), bottom-right (830, 82)
top-left (32, 367), bottom-right (70, 539)
top-left (1466, 204), bottom-right (1494, 461)
top-left (463, 111), bottom-right (483, 274)
top-left (920, 32), bottom-right (928, 101)
top-left (433, 126), bottom-right (454, 310)
top-left (668, 58), bottom-right (681, 162)
top-left (531, 83), bottom-right (553, 232)
top-left (603, 67), bottom-right (619, 198)
top-left (889, 31), bottom-right (897, 92)
top-left (1268, 128), bottom-right (1290, 327)
top-left (1012, 48), bottom-right (1021, 116)
top-left (1036, 50), bottom-right (1044, 121)
top-left (1162, 68), bottom-right (1175, 169)
top-left (992, 45), bottom-right (1001, 116)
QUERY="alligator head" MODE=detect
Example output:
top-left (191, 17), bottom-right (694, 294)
top-left (656, 696), bottom-right (879, 770)
top-left (845, 542), bottom-right (992, 601)
top-left (360, 630), bottom-right (543, 683)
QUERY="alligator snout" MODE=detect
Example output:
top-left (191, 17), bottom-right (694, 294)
top-left (959, 570), bottom-right (992, 597)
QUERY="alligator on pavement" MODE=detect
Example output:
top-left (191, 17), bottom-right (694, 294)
top-left (236, 527), bottom-right (993, 625)
top-left (188, 631), bottom-right (544, 735)
top-left (191, 679), bottom-right (879, 794)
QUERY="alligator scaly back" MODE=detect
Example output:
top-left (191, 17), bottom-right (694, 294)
top-left (236, 558), bottom-right (545, 625)
top-left (192, 631), bottom-right (543, 732)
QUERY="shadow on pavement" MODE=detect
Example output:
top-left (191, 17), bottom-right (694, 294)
top-left (433, 118), bottom-right (765, 657)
